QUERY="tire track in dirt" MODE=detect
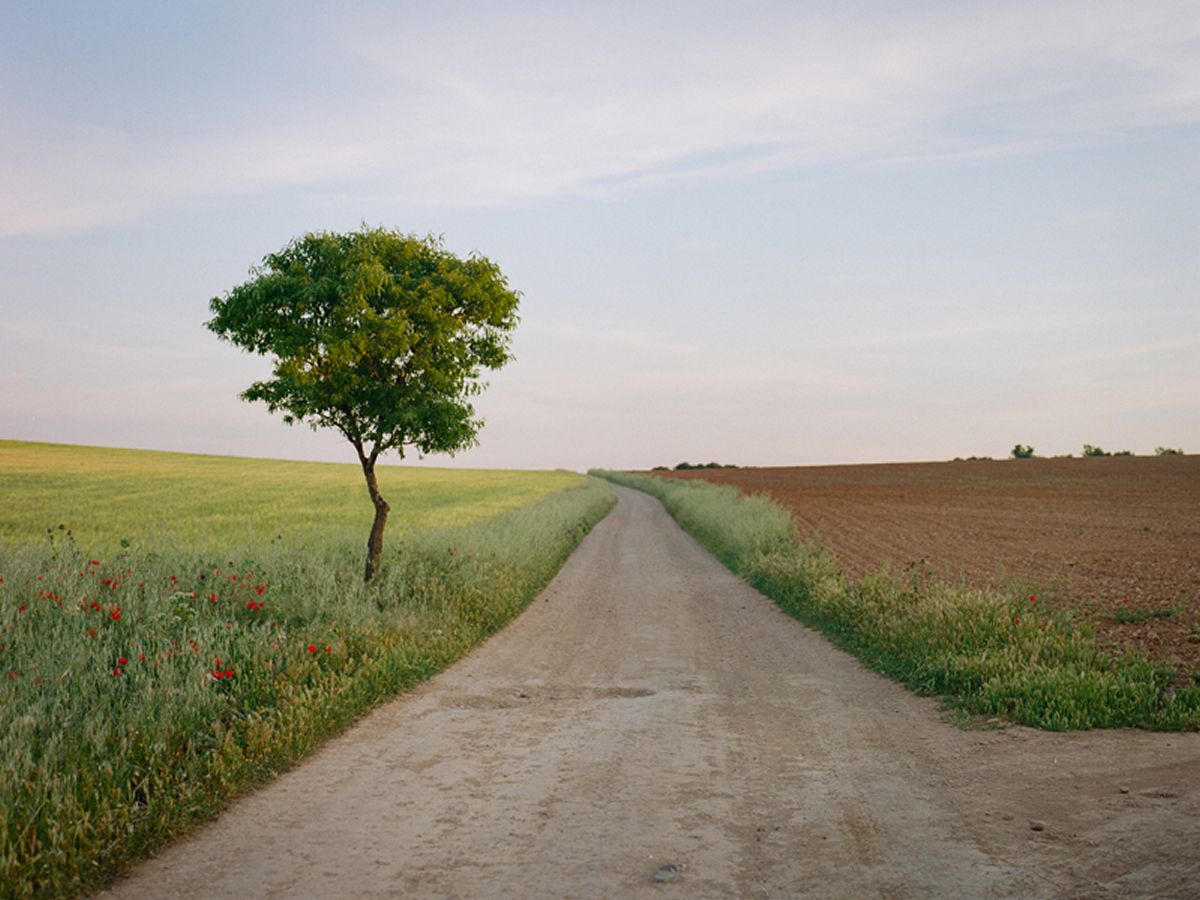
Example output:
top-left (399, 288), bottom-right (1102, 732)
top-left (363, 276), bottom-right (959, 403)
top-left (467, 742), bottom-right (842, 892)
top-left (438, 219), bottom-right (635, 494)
top-left (102, 486), bottom-right (1199, 898)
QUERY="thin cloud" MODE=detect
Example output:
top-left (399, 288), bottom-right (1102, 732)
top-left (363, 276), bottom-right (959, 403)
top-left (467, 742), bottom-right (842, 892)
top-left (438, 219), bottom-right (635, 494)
top-left (1048, 333), bottom-right (1200, 367)
top-left (0, 321), bottom-right (231, 365)
top-left (513, 322), bottom-right (888, 404)
top-left (0, 116), bottom-right (378, 237)
top-left (345, 1), bottom-right (1200, 201)
top-left (3, 2), bottom-right (1198, 237)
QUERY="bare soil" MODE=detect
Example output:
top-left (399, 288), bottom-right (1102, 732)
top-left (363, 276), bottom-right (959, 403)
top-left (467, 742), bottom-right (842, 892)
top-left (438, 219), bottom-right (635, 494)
top-left (654, 456), bottom-right (1200, 676)
top-left (101, 486), bottom-right (1199, 898)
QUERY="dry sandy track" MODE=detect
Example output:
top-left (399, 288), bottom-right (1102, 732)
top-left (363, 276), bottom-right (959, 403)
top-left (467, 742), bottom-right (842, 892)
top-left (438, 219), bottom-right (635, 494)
top-left (103, 486), bottom-right (1200, 899)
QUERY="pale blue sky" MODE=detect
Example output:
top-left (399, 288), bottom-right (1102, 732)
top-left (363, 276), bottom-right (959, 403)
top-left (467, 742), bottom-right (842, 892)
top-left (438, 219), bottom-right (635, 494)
top-left (2, 1), bottom-right (1197, 470)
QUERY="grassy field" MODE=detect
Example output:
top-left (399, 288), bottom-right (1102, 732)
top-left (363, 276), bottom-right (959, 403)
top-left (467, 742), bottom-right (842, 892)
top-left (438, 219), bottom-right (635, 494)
top-left (0, 440), bottom-right (585, 552)
top-left (0, 441), bottom-right (614, 897)
top-left (597, 470), bottom-right (1200, 732)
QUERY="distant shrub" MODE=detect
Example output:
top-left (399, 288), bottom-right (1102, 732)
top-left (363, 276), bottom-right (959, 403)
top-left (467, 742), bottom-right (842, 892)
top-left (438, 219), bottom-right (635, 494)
top-left (1082, 444), bottom-right (1110, 457)
top-left (674, 461), bottom-right (736, 470)
top-left (1156, 447), bottom-right (1184, 456)
top-left (1010, 444), bottom-right (1035, 459)
top-left (1113, 450), bottom-right (1134, 457)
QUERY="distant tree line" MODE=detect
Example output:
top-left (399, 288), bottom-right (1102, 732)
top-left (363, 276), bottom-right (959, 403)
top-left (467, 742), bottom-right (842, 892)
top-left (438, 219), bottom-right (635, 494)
top-left (993, 443), bottom-right (1186, 460)
top-left (651, 461), bottom-right (739, 471)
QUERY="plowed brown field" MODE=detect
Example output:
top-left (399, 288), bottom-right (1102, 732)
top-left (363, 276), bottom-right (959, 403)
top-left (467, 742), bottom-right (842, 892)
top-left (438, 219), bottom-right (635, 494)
top-left (651, 456), bottom-right (1200, 677)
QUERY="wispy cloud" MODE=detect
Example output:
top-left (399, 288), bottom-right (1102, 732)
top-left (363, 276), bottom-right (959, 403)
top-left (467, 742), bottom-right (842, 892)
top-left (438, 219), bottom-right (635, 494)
top-left (2, 1), bottom-right (1197, 237)
top-left (515, 320), bottom-right (887, 406)
top-left (1047, 333), bottom-right (1200, 367)
top-left (0, 321), bottom-right (227, 365)
top-left (344, 1), bottom-right (1200, 199)
top-left (0, 118), bottom-right (375, 237)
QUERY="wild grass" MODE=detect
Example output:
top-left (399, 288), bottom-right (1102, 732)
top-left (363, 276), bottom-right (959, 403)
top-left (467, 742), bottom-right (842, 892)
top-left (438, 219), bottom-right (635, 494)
top-left (0, 443), bottom-right (614, 897)
top-left (596, 470), bottom-right (1200, 732)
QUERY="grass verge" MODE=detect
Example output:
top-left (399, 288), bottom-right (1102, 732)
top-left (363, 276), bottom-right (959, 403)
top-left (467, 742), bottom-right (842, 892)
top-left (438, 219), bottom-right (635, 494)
top-left (595, 470), bottom-right (1200, 731)
top-left (0, 476), bottom-right (614, 897)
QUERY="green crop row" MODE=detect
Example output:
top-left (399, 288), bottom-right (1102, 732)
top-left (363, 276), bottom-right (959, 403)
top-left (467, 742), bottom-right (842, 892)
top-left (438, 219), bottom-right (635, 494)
top-left (595, 470), bottom-right (1200, 732)
top-left (0, 477), bottom-right (615, 898)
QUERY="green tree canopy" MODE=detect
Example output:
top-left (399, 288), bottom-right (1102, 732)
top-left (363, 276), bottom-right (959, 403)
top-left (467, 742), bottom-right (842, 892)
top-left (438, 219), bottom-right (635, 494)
top-left (207, 226), bottom-right (520, 580)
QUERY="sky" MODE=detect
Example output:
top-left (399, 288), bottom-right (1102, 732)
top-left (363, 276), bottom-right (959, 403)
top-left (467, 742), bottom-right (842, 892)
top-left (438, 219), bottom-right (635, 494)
top-left (2, 0), bottom-right (1197, 472)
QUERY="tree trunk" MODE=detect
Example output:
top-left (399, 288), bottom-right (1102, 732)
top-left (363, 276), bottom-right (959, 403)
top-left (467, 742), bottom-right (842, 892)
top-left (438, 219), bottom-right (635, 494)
top-left (360, 456), bottom-right (390, 583)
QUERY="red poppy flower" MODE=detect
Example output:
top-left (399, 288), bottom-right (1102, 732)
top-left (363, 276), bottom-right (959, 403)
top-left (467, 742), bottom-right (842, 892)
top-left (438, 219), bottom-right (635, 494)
top-left (308, 644), bottom-right (317, 653)
top-left (111, 609), bottom-right (121, 621)
top-left (18, 604), bottom-right (26, 612)
top-left (118, 656), bottom-right (127, 665)
top-left (113, 667), bottom-right (122, 677)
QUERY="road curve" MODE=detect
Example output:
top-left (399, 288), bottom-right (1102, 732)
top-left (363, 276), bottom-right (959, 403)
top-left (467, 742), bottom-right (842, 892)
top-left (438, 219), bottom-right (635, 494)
top-left (104, 485), bottom-right (1200, 899)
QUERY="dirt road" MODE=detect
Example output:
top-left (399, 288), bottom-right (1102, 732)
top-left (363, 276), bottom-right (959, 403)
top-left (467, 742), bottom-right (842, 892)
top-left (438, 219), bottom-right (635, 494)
top-left (103, 486), bottom-right (1200, 898)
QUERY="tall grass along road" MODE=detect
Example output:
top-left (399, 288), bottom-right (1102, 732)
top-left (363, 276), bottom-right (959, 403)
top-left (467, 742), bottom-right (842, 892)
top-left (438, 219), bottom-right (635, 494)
top-left (0, 441), bottom-right (613, 897)
top-left (104, 486), bottom-right (1198, 898)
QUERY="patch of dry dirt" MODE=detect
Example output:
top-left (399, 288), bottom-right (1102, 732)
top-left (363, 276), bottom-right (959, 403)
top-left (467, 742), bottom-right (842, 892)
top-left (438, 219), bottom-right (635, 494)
top-left (654, 456), bottom-right (1200, 676)
top-left (101, 486), bottom-right (1199, 898)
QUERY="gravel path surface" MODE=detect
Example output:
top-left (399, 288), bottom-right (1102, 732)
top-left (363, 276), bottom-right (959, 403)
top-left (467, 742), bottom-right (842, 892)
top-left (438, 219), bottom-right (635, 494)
top-left (102, 486), bottom-right (1200, 899)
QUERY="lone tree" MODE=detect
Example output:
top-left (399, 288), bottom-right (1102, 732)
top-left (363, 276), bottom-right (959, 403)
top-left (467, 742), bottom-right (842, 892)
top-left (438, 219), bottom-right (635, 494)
top-left (207, 226), bottom-right (520, 582)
